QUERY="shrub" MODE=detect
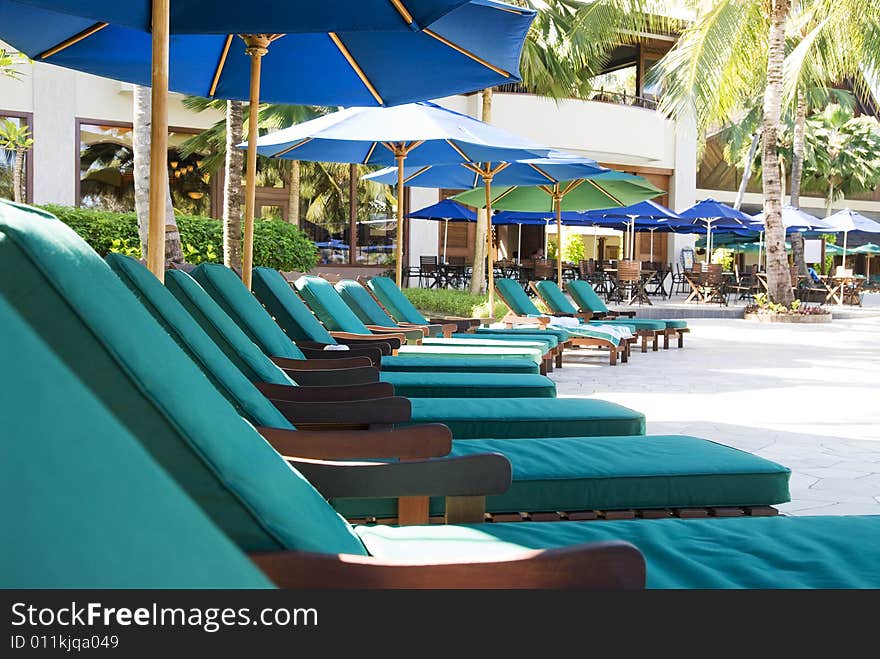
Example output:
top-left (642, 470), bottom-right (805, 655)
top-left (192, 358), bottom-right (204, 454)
top-left (401, 287), bottom-right (508, 320)
top-left (39, 205), bottom-right (318, 272)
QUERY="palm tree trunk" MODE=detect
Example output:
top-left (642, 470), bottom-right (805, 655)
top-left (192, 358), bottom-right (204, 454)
top-left (826, 181), bottom-right (834, 217)
top-left (733, 130), bottom-right (761, 210)
top-left (223, 99), bottom-right (244, 270)
top-left (790, 88), bottom-right (808, 275)
top-left (349, 163), bottom-right (357, 265)
top-left (760, 0), bottom-right (793, 306)
top-left (12, 148), bottom-right (24, 203)
top-left (470, 87), bottom-right (493, 295)
top-left (132, 84), bottom-right (183, 265)
top-left (287, 160), bottom-right (301, 226)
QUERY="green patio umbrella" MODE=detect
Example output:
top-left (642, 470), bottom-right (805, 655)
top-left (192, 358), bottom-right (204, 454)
top-left (853, 242), bottom-right (880, 279)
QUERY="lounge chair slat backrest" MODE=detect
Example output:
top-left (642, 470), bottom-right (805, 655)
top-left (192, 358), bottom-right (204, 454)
top-left (191, 263), bottom-right (308, 360)
top-left (294, 275), bottom-right (374, 334)
top-left (252, 267), bottom-right (337, 344)
top-left (164, 269), bottom-right (296, 385)
top-left (534, 280), bottom-right (579, 315)
top-left (565, 280), bottom-right (610, 314)
top-left (335, 279), bottom-right (398, 327)
top-left (367, 276), bottom-right (429, 325)
top-left (0, 295), bottom-right (273, 588)
top-left (107, 254), bottom-right (295, 430)
top-left (0, 201), bottom-right (367, 557)
top-left (495, 278), bottom-right (543, 316)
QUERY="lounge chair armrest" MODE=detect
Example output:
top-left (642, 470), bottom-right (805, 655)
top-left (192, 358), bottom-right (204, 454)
top-left (267, 396), bottom-right (412, 427)
top-left (271, 355), bottom-right (374, 370)
top-left (398, 322), bottom-right (447, 337)
top-left (330, 332), bottom-right (398, 352)
top-left (612, 311), bottom-right (636, 318)
top-left (255, 381), bottom-right (393, 402)
top-left (502, 313), bottom-right (550, 327)
top-left (256, 423), bottom-right (452, 460)
top-left (428, 317), bottom-right (481, 333)
top-left (294, 341), bottom-right (383, 364)
top-left (364, 327), bottom-right (412, 343)
top-left (288, 453), bottom-right (511, 499)
top-left (279, 366), bottom-right (380, 387)
top-left (250, 542), bottom-right (646, 589)
top-left (575, 311), bottom-right (593, 321)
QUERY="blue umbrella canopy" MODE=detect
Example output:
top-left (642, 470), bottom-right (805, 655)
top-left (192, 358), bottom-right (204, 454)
top-left (673, 198), bottom-right (753, 264)
top-left (407, 199), bottom-right (477, 221)
top-left (821, 208), bottom-right (880, 270)
top-left (0, 0), bottom-right (534, 106)
top-left (12, 0), bottom-right (472, 33)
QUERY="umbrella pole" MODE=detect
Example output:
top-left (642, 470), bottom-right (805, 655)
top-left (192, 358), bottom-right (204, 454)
top-left (395, 153), bottom-right (406, 288)
top-left (555, 192), bottom-right (563, 285)
top-left (443, 218), bottom-right (449, 263)
top-left (842, 231), bottom-right (848, 271)
top-left (147, 0), bottom-right (169, 281)
top-left (650, 228), bottom-right (655, 263)
top-left (241, 35), bottom-right (271, 290)
top-left (706, 221), bottom-right (713, 265)
top-left (484, 175), bottom-right (496, 318)
top-left (517, 224), bottom-right (521, 265)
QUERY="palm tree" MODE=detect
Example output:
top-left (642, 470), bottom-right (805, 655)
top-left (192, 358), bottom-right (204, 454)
top-left (132, 85), bottom-right (183, 264)
top-left (0, 48), bottom-right (26, 80)
top-left (0, 118), bottom-right (33, 203)
top-left (223, 100), bottom-right (244, 270)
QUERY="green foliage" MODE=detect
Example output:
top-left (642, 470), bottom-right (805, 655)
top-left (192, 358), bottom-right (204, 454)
top-left (39, 205), bottom-right (318, 271)
top-left (0, 48), bottom-right (27, 80)
top-left (401, 288), bottom-right (507, 321)
top-left (0, 119), bottom-right (33, 150)
top-left (713, 248), bottom-right (734, 272)
top-left (563, 235), bottom-right (586, 263)
top-left (823, 233), bottom-right (837, 275)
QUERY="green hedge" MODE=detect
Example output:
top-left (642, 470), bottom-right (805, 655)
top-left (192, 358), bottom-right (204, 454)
top-left (40, 204), bottom-right (318, 272)
top-left (401, 287), bottom-right (510, 321)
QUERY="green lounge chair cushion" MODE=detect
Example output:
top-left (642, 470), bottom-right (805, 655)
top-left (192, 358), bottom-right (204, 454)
top-left (355, 516), bottom-right (880, 588)
top-left (0, 295), bottom-right (273, 588)
top-left (378, 371), bottom-right (556, 399)
top-left (107, 254), bottom-right (295, 429)
top-left (591, 318), bottom-right (666, 332)
top-left (496, 278), bottom-right (541, 315)
top-left (331, 434), bottom-right (790, 519)
top-left (474, 326), bottom-right (572, 343)
top-left (295, 275), bottom-right (380, 334)
top-left (192, 262), bottom-right (306, 359)
top-left (565, 279), bottom-right (688, 330)
top-left (165, 269), bottom-right (298, 385)
top-left (407, 398), bottom-right (645, 439)
top-left (335, 278), bottom-right (400, 326)
top-left (423, 337), bottom-right (551, 353)
top-left (0, 201), bottom-right (367, 557)
top-left (380, 355), bottom-right (539, 374)
top-left (253, 266), bottom-right (336, 343)
top-left (458, 331), bottom-right (557, 350)
top-left (397, 344), bottom-right (543, 364)
top-left (535, 279), bottom-right (579, 314)
top-left (368, 275), bottom-right (432, 325)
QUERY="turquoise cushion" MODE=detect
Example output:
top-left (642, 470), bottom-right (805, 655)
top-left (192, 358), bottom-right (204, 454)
top-left (0, 295), bottom-right (273, 588)
top-left (566, 279), bottom-right (610, 314)
top-left (534, 280), bottom-right (578, 314)
top-left (335, 279), bottom-right (398, 326)
top-left (368, 275), bottom-right (429, 325)
top-left (474, 327), bottom-right (572, 343)
top-left (192, 262), bottom-right (305, 359)
top-left (425, 336), bottom-right (551, 354)
top-left (0, 201), bottom-right (367, 557)
top-left (381, 355), bottom-right (540, 374)
top-left (295, 275), bottom-right (373, 334)
top-left (589, 318), bottom-right (666, 332)
top-left (332, 434), bottom-right (790, 519)
top-left (253, 267), bottom-right (335, 343)
top-left (107, 255), bottom-right (295, 430)
top-left (407, 398), bottom-right (645, 439)
top-left (380, 372), bottom-right (556, 399)
top-left (661, 319), bottom-right (688, 329)
top-left (398, 344), bottom-right (543, 364)
top-left (165, 269), bottom-right (296, 385)
top-left (355, 516), bottom-right (880, 588)
top-left (457, 331), bottom-right (557, 350)
top-left (496, 277), bottom-right (542, 315)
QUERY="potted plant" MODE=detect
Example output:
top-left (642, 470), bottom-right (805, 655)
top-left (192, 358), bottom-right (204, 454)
top-left (743, 293), bottom-right (832, 323)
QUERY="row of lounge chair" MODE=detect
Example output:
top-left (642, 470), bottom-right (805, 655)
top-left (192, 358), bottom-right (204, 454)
top-left (4, 198), bottom-right (880, 589)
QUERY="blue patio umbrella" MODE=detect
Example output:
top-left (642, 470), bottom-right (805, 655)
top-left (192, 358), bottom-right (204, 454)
top-left (747, 206), bottom-right (830, 271)
top-left (408, 198), bottom-right (477, 261)
top-left (581, 200), bottom-right (681, 262)
top-left (821, 208), bottom-right (880, 271)
top-left (0, 0), bottom-right (535, 284)
top-left (673, 199), bottom-right (753, 264)
top-left (253, 103), bottom-right (553, 308)
top-left (364, 152), bottom-right (660, 286)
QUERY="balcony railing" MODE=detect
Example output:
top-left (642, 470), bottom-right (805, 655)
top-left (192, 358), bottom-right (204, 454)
top-left (491, 82), bottom-right (659, 110)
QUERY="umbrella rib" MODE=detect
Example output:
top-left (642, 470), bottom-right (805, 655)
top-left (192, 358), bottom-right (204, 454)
top-left (491, 186), bottom-right (517, 204)
top-left (209, 35), bottom-right (234, 97)
top-left (38, 22), bottom-right (109, 59)
top-left (328, 33), bottom-right (384, 105)
top-left (563, 179), bottom-right (585, 195)
top-left (445, 140), bottom-right (473, 162)
top-left (388, 0), bottom-right (415, 26)
top-left (537, 184), bottom-right (554, 196)
top-left (527, 163), bottom-right (557, 183)
top-left (423, 29), bottom-right (511, 78)
top-left (404, 165), bottom-right (432, 184)
top-left (272, 137), bottom-right (313, 158)
top-left (585, 178), bottom-right (624, 206)
top-left (362, 141), bottom-right (378, 164)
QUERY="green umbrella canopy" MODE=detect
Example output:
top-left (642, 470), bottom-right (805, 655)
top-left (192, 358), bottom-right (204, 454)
top-left (825, 243), bottom-right (857, 255)
top-left (853, 242), bottom-right (880, 255)
top-left (451, 172), bottom-right (663, 212)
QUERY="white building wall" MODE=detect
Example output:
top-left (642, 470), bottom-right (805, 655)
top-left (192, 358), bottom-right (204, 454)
top-left (407, 187), bottom-right (440, 268)
top-left (668, 117), bottom-right (698, 268)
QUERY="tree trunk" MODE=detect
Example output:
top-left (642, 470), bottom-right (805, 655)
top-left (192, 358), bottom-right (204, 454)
top-left (470, 87), bottom-right (493, 295)
top-left (733, 130), bottom-right (761, 210)
top-left (790, 88), bottom-right (808, 275)
top-left (287, 160), bottom-right (301, 226)
top-left (349, 163), bottom-right (357, 265)
top-left (760, 0), bottom-right (793, 306)
top-left (12, 148), bottom-right (24, 203)
top-left (826, 180), bottom-right (834, 217)
top-left (132, 84), bottom-right (183, 265)
top-left (223, 99), bottom-right (244, 270)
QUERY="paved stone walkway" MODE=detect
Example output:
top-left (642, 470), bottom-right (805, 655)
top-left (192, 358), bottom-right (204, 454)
top-left (550, 316), bottom-right (880, 516)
